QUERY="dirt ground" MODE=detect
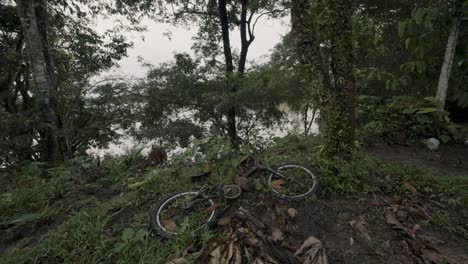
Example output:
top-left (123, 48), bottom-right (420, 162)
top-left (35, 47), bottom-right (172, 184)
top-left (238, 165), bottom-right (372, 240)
top-left (367, 142), bottom-right (468, 176)
top-left (199, 193), bottom-right (468, 264)
top-left (195, 144), bottom-right (468, 264)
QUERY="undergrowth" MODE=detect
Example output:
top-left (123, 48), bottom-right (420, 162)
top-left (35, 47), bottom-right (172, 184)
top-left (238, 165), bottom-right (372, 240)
top-left (0, 135), bottom-right (466, 263)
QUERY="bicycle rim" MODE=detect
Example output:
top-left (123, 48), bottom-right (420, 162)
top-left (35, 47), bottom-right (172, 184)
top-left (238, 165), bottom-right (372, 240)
top-left (268, 165), bottom-right (318, 199)
top-left (154, 190), bottom-right (217, 236)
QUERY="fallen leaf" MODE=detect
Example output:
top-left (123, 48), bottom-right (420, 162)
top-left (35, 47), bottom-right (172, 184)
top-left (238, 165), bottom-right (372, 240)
top-left (217, 217), bottom-right (231, 226)
top-left (244, 236), bottom-right (259, 246)
top-left (287, 208), bottom-right (298, 218)
top-left (389, 195), bottom-right (402, 205)
top-left (234, 245), bottom-right (242, 264)
top-left (203, 163), bottom-right (210, 173)
top-left (202, 203), bottom-right (220, 213)
top-left (163, 220), bottom-right (177, 231)
top-left (349, 217), bottom-right (371, 241)
top-left (418, 235), bottom-right (446, 248)
top-left (164, 208), bottom-right (177, 218)
top-left (407, 206), bottom-right (432, 220)
top-left (209, 246), bottom-right (223, 263)
top-left (402, 182), bottom-right (418, 194)
top-left (167, 257), bottom-right (188, 264)
top-left (411, 224), bottom-right (421, 235)
top-left (196, 238), bottom-right (223, 263)
top-left (295, 236), bottom-right (328, 264)
top-left (385, 210), bottom-right (414, 238)
top-left (225, 242), bottom-right (234, 263)
top-left (271, 179), bottom-right (285, 192)
top-left (271, 229), bottom-right (284, 242)
top-left (182, 245), bottom-right (193, 257)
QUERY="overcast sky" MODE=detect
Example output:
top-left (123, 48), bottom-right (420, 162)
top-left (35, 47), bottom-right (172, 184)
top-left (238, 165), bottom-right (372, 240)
top-left (96, 16), bottom-right (290, 78)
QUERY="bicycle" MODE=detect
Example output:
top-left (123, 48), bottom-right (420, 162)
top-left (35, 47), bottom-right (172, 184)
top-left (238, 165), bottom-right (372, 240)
top-left (150, 155), bottom-right (318, 236)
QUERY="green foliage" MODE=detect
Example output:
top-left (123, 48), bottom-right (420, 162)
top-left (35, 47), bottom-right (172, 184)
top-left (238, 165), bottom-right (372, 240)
top-left (0, 1), bottom-right (133, 165)
top-left (130, 53), bottom-right (289, 149)
top-left (123, 146), bottom-right (145, 167)
top-left (358, 96), bottom-right (466, 143)
top-left (259, 135), bottom-right (468, 204)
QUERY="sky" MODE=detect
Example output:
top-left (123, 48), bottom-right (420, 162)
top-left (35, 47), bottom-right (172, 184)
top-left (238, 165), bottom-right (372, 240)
top-left (96, 16), bottom-right (290, 78)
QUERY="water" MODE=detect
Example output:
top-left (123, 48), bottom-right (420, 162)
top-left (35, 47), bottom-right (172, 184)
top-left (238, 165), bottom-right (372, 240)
top-left (87, 107), bottom-right (319, 157)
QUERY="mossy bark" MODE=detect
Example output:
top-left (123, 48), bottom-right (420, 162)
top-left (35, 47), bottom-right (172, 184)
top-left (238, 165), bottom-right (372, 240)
top-left (291, 0), bottom-right (356, 159)
top-left (322, 0), bottom-right (356, 159)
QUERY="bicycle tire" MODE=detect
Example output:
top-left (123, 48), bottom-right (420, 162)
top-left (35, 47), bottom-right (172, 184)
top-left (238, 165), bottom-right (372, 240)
top-left (150, 190), bottom-right (218, 237)
top-left (267, 164), bottom-right (319, 199)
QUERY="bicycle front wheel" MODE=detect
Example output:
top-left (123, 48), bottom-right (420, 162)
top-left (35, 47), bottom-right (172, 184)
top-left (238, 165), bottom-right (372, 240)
top-left (267, 165), bottom-right (318, 199)
top-left (151, 190), bottom-right (218, 237)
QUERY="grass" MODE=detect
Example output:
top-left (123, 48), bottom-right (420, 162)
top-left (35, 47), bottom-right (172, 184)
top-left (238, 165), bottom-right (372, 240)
top-left (0, 136), bottom-right (467, 263)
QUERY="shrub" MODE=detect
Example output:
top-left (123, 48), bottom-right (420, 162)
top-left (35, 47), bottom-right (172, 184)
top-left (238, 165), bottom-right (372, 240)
top-left (358, 96), bottom-right (466, 144)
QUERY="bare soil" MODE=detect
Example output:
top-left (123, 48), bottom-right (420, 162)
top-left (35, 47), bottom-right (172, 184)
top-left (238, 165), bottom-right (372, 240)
top-left (367, 142), bottom-right (468, 176)
top-left (205, 193), bottom-right (467, 263)
top-left (198, 143), bottom-right (468, 263)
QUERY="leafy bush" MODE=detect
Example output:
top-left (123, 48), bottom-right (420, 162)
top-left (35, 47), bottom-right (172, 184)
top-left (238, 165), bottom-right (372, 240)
top-left (358, 96), bottom-right (466, 144)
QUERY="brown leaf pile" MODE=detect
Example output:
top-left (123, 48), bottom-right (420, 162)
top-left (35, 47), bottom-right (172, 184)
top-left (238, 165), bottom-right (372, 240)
top-left (294, 236), bottom-right (328, 264)
top-left (195, 208), bottom-right (328, 264)
top-left (383, 185), bottom-right (461, 264)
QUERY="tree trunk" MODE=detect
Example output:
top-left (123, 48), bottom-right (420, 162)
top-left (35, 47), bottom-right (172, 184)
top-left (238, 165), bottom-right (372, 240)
top-left (218, 0), bottom-right (238, 146)
top-left (322, 0), bottom-right (356, 160)
top-left (16, 0), bottom-right (59, 161)
top-left (238, 0), bottom-right (253, 75)
top-left (436, 8), bottom-right (460, 110)
top-left (291, 0), bottom-right (333, 136)
top-left (36, 0), bottom-right (56, 87)
top-left (291, 0), bottom-right (333, 92)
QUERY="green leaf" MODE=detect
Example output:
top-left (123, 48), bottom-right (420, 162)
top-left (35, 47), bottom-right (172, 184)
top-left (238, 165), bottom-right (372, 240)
top-left (230, 158), bottom-right (239, 168)
top-left (444, 114), bottom-right (451, 123)
top-left (417, 107), bottom-right (437, 114)
top-left (415, 62), bottom-right (425, 74)
top-left (122, 228), bottom-right (134, 241)
top-left (424, 97), bottom-right (437, 102)
top-left (415, 46), bottom-right (424, 58)
top-left (402, 108), bottom-right (417, 114)
top-left (414, 8), bottom-right (426, 25)
top-left (405, 38), bottom-right (412, 49)
top-left (113, 242), bottom-right (126, 253)
top-left (386, 80), bottom-right (392, 90)
top-left (439, 135), bottom-right (451, 143)
top-left (427, 7), bottom-right (439, 21)
top-left (408, 20), bottom-right (417, 34)
top-left (398, 22), bottom-right (406, 37)
top-left (134, 229), bottom-right (148, 242)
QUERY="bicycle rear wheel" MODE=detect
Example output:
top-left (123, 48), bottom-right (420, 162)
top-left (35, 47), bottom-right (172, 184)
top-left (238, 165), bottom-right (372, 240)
top-left (267, 165), bottom-right (318, 199)
top-left (151, 190), bottom-right (218, 237)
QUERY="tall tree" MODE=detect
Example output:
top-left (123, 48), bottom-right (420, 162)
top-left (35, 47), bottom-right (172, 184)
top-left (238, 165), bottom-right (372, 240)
top-left (1, 1), bottom-right (132, 165)
top-left (291, 0), bottom-right (356, 159)
top-left (116, 0), bottom-right (287, 146)
top-left (436, 0), bottom-right (462, 109)
top-left (322, 0), bottom-right (356, 159)
top-left (16, 0), bottom-right (59, 161)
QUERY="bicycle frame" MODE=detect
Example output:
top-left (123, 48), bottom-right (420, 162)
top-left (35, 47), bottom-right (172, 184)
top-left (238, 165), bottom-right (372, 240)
top-left (181, 187), bottom-right (222, 210)
top-left (183, 157), bottom-right (288, 210)
top-left (244, 159), bottom-right (288, 179)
